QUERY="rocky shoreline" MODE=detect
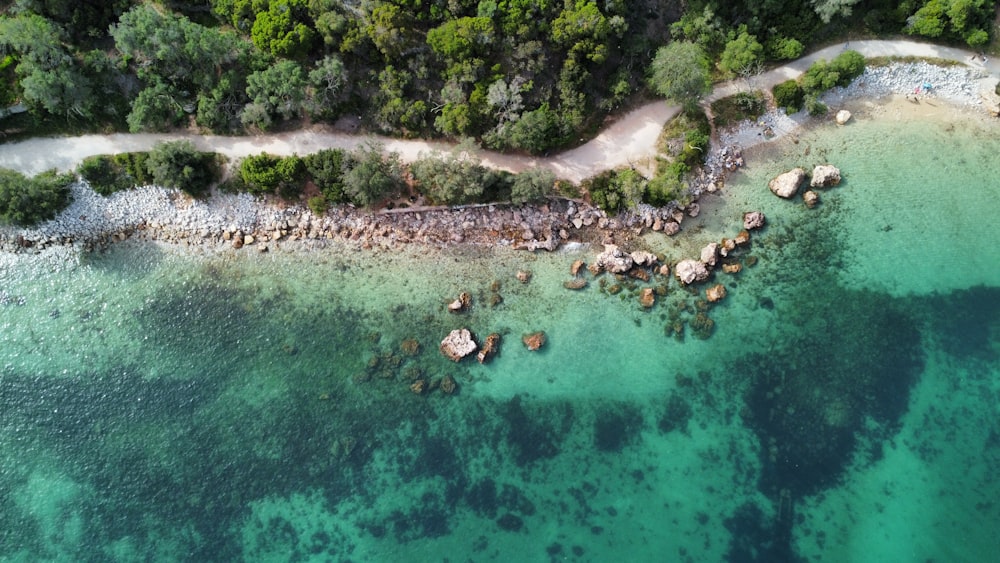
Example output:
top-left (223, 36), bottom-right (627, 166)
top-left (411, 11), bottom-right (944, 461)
top-left (1, 61), bottom-right (993, 257)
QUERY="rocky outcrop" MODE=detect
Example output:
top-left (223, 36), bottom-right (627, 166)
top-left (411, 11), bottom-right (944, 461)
top-left (810, 165), bottom-right (841, 188)
top-left (440, 329), bottom-right (477, 362)
top-left (675, 259), bottom-right (710, 285)
top-left (630, 250), bottom-right (658, 267)
top-left (477, 333), bottom-right (500, 363)
top-left (570, 260), bottom-right (585, 276)
top-left (743, 211), bottom-right (766, 231)
top-left (769, 168), bottom-right (806, 198)
top-left (522, 331), bottom-right (546, 351)
top-left (835, 110), bottom-right (852, 125)
top-left (448, 292), bottom-right (472, 312)
top-left (639, 288), bottom-right (655, 308)
top-left (706, 284), bottom-right (727, 303)
top-left (803, 190), bottom-right (819, 208)
top-left (595, 244), bottom-right (634, 274)
top-left (700, 243), bottom-right (720, 268)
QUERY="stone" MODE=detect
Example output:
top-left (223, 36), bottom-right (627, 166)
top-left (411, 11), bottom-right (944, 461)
top-left (803, 190), bottom-right (820, 208)
top-left (639, 288), bottom-right (655, 308)
top-left (516, 270), bottom-right (532, 284)
top-left (244, 234), bottom-right (255, 245)
top-left (448, 292), bottom-right (472, 313)
top-left (595, 244), bottom-right (634, 274)
top-left (810, 165), bottom-right (841, 188)
top-left (652, 217), bottom-right (663, 231)
top-left (700, 243), bottom-right (720, 268)
top-left (768, 168), bottom-right (806, 198)
top-left (662, 221), bottom-right (680, 236)
top-left (410, 380), bottom-right (426, 395)
top-left (440, 329), bottom-right (478, 362)
top-left (573, 218), bottom-right (584, 229)
top-left (570, 260), bottom-right (585, 276)
top-left (658, 264), bottom-right (671, 277)
top-left (835, 109), bottom-right (852, 125)
top-left (587, 262), bottom-right (603, 276)
top-left (477, 333), bottom-right (500, 364)
top-left (734, 230), bottom-right (751, 246)
top-left (563, 278), bottom-right (588, 290)
top-left (522, 331), bottom-right (546, 351)
top-left (232, 237), bottom-right (244, 249)
top-left (720, 238), bottom-right (736, 257)
top-left (675, 259), bottom-right (710, 285)
top-left (440, 375), bottom-right (457, 395)
top-left (687, 203), bottom-right (700, 217)
top-left (722, 263), bottom-right (742, 274)
top-left (630, 250), bottom-right (658, 267)
top-left (743, 211), bottom-right (766, 230)
top-left (706, 284), bottom-right (727, 303)
top-left (628, 268), bottom-right (650, 282)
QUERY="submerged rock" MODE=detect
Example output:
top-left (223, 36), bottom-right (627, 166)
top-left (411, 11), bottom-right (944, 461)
top-left (516, 270), bottom-right (532, 284)
top-left (448, 292), bottom-right (472, 313)
top-left (522, 331), bottom-right (546, 351)
top-left (803, 190), bottom-right (820, 208)
top-left (743, 211), bottom-right (766, 231)
top-left (440, 328), bottom-right (478, 362)
top-left (478, 333), bottom-right (501, 363)
top-left (810, 165), bottom-right (842, 188)
top-left (570, 260), bottom-right (586, 276)
top-left (769, 168), bottom-right (806, 198)
top-left (630, 250), bottom-right (658, 267)
top-left (639, 287), bottom-right (655, 308)
top-left (440, 374), bottom-right (457, 394)
top-left (563, 278), bottom-right (588, 290)
top-left (675, 259), bottom-right (710, 285)
top-left (706, 284), bottom-right (727, 303)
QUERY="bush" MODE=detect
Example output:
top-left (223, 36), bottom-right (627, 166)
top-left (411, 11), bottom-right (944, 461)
top-left (584, 168), bottom-right (645, 213)
top-left (767, 36), bottom-right (804, 60)
top-left (509, 167), bottom-right (555, 204)
top-left (78, 155), bottom-right (133, 195)
top-left (342, 142), bottom-right (402, 207)
top-left (773, 79), bottom-right (805, 113)
top-left (805, 94), bottom-right (828, 116)
top-left (829, 50), bottom-right (865, 85)
top-left (115, 152), bottom-right (151, 187)
top-left (307, 195), bottom-right (328, 216)
top-left (0, 168), bottom-right (74, 226)
top-left (802, 51), bottom-right (866, 95)
top-left (146, 141), bottom-right (219, 197)
top-left (239, 153), bottom-right (304, 196)
top-left (304, 149), bottom-right (347, 203)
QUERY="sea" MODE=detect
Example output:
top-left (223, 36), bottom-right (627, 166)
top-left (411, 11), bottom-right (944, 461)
top-left (1, 97), bottom-right (998, 562)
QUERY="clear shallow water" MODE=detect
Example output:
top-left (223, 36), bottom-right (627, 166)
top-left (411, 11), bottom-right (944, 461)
top-left (1, 99), bottom-right (998, 562)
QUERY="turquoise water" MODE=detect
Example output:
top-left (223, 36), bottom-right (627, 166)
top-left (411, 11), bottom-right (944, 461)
top-left (1, 98), bottom-right (998, 561)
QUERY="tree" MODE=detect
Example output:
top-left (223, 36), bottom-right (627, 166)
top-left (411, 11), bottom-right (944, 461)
top-left (251, 0), bottom-right (316, 58)
top-left (649, 42), bottom-right (711, 105)
top-left (242, 60), bottom-right (306, 129)
top-left (0, 168), bottom-right (74, 226)
top-left (146, 141), bottom-right (217, 197)
top-left (719, 31), bottom-right (764, 77)
top-left (238, 153), bottom-right (304, 195)
top-left (17, 58), bottom-right (94, 118)
top-left (342, 142), bottom-right (402, 207)
top-left (426, 17), bottom-right (494, 61)
top-left (303, 149), bottom-right (347, 203)
top-left (503, 104), bottom-right (559, 153)
top-left (510, 167), bottom-right (554, 204)
top-left (811, 0), bottom-right (864, 23)
top-left (410, 143), bottom-right (498, 205)
top-left (307, 54), bottom-right (347, 117)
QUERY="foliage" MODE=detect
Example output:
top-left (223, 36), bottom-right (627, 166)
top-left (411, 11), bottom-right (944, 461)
top-left (905, 0), bottom-right (992, 47)
top-left (498, 104), bottom-right (560, 153)
top-left (584, 168), bottom-right (645, 212)
top-left (303, 149), bottom-right (347, 203)
top-left (146, 141), bottom-right (218, 197)
top-left (805, 94), bottom-right (828, 116)
top-left (773, 79), bottom-right (805, 113)
top-left (250, 0), bottom-right (316, 58)
top-left (801, 50), bottom-right (865, 94)
top-left (342, 142), bottom-right (402, 207)
top-left (238, 153), bottom-right (304, 196)
top-left (811, 0), bottom-right (864, 23)
top-left (0, 167), bottom-right (74, 226)
top-left (242, 60), bottom-right (307, 129)
top-left (307, 195), bottom-right (327, 216)
top-left (410, 145), bottom-right (499, 205)
top-left (649, 42), bottom-right (711, 104)
top-left (127, 79), bottom-right (184, 132)
top-left (719, 30), bottom-right (764, 77)
top-left (510, 167), bottom-right (555, 204)
top-left (307, 55), bottom-right (347, 118)
top-left (78, 154), bottom-right (134, 195)
top-left (766, 36), bottom-right (805, 60)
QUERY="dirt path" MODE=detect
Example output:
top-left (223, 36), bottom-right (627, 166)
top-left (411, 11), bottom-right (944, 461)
top-left (0, 40), bottom-right (991, 182)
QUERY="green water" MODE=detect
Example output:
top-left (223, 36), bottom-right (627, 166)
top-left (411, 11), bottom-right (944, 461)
top-left (2, 100), bottom-right (998, 562)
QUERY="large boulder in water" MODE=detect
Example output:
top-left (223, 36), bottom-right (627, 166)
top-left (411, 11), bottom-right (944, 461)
top-left (769, 168), bottom-right (806, 198)
top-left (440, 329), bottom-right (477, 362)
top-left (700, 243), bottom-right (720, 268)
top-left (675, 259), bottom-right (710, 285)
top-left (743, 211), bottom-right (766, 231)
top-left (810, 165), bottom-right (842, 188)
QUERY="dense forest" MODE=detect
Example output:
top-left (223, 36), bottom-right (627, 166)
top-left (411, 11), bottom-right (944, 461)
top-left (1, 0), bottom-right (995, 153)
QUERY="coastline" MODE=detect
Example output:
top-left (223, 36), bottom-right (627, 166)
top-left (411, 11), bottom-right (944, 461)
top-left (1, 60), bottom-right (996, 258)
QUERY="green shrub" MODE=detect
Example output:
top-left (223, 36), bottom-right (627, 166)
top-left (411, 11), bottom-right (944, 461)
top-left (239, 153), bottom-right (304, 196)
top-left (767, 36), bottom-right (804, 60)
top-left (773, 79), bottom-right (805, 113)
top-left (584, 168), bottom-right (645, 213)
top-left (114, 152), bottom-right (151, 187)
top-left (304, 149), bottom-right (347, 203)
top-left (805, 94), bottom-right (828, 116)
top-left (0, 168), bottom-right (74, 226)
top-left (829, 50), bottom-right (865, 85)
top-left (78, 155), bottom-right (133, 195)
top-left (307, 195), bottom-right (328, 216)
top-left (802, 51), bottom-right (866, 95)
top-left (146, 141), bottom-right (219, 197)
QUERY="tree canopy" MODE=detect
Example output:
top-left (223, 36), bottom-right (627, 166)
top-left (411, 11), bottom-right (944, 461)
top-left (649, 42), bottom-right (712, 104)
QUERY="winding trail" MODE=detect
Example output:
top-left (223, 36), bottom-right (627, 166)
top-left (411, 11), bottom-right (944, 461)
top-left (0, 40), bottom-right (995, 183)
